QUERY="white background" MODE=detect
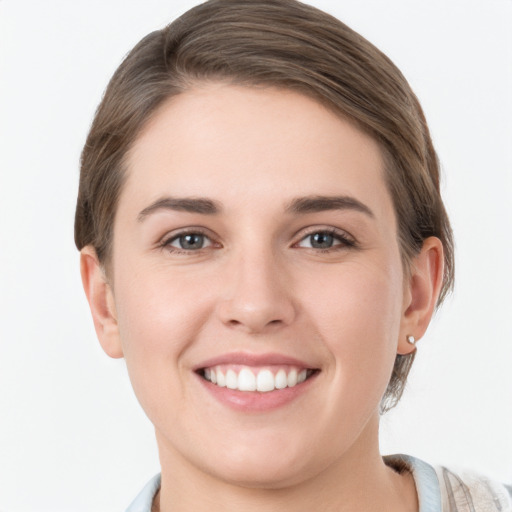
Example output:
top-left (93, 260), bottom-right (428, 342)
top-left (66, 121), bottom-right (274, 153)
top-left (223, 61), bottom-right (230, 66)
top-left (1, 1), bottom-right (511, 510)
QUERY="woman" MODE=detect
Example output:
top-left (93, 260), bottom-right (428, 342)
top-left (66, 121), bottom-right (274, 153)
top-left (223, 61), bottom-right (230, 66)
top-left (75, 0), bottom-right (511, 510)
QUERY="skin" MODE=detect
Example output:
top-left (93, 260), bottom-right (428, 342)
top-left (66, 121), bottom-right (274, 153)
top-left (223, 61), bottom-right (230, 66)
top-left (81, 84), bottom-right (444, 511)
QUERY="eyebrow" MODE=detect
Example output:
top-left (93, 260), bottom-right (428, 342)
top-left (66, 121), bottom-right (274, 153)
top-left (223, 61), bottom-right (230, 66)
top-left (137, 194), bottom-right (374, 221)
top-left (285, 195), bottom-right (374, 217)
top-left (137, 197), bottom-right (221, 221)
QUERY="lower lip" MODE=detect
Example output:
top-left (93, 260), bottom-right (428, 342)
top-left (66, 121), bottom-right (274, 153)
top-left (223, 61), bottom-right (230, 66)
top-left (196, 372), bottom-right (318, 412)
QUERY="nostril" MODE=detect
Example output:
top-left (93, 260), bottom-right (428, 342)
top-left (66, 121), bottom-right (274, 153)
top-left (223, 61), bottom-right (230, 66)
top-left (226, 317), bottom-right (283, 331)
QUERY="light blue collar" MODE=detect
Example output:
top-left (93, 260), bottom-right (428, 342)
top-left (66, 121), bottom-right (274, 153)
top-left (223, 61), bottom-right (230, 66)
top-left (125, 473), bottom-right (160, 512)
top-left (385, 454), bottom-right (442, 512)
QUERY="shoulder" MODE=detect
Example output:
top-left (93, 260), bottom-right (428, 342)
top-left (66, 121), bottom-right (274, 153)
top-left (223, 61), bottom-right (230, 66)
top-left (386, 454), bottom-right (512, 512)
top-left (434, 465), bottom-right (512, 512)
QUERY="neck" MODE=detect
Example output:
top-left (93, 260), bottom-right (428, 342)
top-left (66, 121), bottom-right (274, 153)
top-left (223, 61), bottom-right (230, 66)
top-left (154, 414), bottom-right (418, 512)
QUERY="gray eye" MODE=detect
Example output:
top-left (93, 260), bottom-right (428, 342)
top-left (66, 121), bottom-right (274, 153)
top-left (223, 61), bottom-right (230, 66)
top-left (296, 229), bottom-right (354, 251)
top-left (171, 233), bottom-right (210, 250)
top-left (309, 232), bottom-right (334, 249)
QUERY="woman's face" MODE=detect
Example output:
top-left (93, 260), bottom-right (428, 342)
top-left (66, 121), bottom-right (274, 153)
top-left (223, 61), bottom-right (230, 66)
top-left (108, 84), bottom-right (412, 486)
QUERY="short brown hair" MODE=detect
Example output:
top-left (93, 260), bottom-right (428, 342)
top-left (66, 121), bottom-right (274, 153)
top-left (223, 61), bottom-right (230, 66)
top-left (75, 0), bottom-right (454, 412)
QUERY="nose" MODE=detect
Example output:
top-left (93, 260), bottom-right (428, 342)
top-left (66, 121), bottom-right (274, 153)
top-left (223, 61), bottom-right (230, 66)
top-left (216, 249), bottom-right (297, 334)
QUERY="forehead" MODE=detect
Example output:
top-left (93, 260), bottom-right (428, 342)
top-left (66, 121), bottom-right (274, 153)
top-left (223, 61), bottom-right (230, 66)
top-left (122, 84), bottom-right (393, 221)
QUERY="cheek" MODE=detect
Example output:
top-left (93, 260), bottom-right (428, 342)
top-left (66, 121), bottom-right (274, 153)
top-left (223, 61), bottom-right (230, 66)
top-left (111, 261), bottom-right (217, 413)
top-left (300, 259), bottom-right (403, 395)
top-left (114, 256), bottom-right (212, 345)
top-left (302, 256), bottom-right (403, 336)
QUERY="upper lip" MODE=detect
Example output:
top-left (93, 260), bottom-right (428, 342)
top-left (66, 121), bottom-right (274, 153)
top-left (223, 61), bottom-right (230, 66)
top-left (194, 352), bottom-right (319, 371)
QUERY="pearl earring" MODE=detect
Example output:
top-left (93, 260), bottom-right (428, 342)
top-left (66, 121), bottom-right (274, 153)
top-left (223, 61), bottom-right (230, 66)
top-left (406, 335), bottom-right (416, 345)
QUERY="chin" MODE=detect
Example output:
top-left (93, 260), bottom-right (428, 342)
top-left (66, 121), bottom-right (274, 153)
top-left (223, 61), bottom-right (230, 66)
top-left (195, 432), bottom-right (326, 489)
top-left (208, 456), bottom-right (314, 490)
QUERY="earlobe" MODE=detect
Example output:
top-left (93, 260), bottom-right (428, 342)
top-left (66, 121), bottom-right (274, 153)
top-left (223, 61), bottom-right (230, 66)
top-left (397, 237), bottom-right (444, 355)
top-left (80, 246), bottom-right (124, 359)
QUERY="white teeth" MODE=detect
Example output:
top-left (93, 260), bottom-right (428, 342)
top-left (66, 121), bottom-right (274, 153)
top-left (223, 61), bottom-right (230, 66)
top-left (256, 369), bottom-right (275, 392)
top-left (275, 369), bottom-right (287, 389)
top-left (203, 366), bottom-right (313, 392)
top-left (287, 369), bottom-right (298, 387)
top-left (216, 369), bottom-right (226, 387)
top-left (226, 369), bottom-right (238, 390)
top-left (238, 368), bottom-right (257, 391)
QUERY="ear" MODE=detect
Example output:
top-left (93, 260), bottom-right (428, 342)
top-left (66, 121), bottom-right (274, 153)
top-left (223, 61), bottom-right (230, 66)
top-left (80, 246), bottom-right (123, 359)
top-left (397, 237), bottom-right (444, 355)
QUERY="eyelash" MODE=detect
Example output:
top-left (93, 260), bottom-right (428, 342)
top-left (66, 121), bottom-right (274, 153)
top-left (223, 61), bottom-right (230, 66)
top-left (294, 228), bottom-right (356, 252)
top-left (159, 227), bottom-right (357, 255)
top-left (159, 228), bottom-right (214, 255)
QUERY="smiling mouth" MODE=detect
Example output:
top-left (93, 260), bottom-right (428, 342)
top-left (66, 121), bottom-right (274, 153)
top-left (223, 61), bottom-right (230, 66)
top-left (199, 365), bottom-right (318, 393)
